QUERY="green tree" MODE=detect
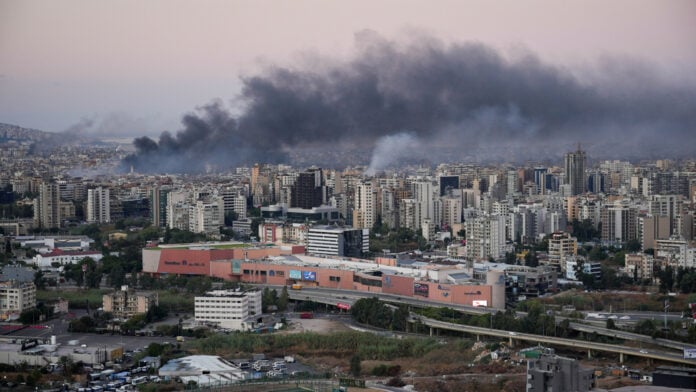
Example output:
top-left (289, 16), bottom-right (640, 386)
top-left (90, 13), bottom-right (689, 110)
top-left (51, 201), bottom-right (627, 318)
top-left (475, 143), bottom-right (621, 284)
top-left (626, 239), bottom-right (641, 252)
top-left (277, 286), bottom-right (289, 311)
top-left (34, 269), bottom-right (46, 290)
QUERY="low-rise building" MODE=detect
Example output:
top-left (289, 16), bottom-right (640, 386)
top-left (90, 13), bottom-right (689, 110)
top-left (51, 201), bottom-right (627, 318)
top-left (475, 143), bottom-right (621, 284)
top-left (625, 253), bottom-right (655, 281)
top-left (526, 354), bottom-right (594, 392)
top-left (102, 286), bottom-right (158, 319)
top-left (31, 249), bottom-right (104, 268)
top-left (194, 289), bottom-right (262, 331)
top-left (0, 280), bottom-right (36, 319)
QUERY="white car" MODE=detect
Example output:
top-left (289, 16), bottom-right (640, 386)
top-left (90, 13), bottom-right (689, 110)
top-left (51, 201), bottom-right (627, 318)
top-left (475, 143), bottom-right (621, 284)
top-left (639, 349), bottom-right (648, 354)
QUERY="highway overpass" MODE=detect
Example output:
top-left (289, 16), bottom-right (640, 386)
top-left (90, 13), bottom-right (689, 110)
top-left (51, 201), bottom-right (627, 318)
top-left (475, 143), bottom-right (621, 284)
top-left (286, 287), bottom-right (696, 365)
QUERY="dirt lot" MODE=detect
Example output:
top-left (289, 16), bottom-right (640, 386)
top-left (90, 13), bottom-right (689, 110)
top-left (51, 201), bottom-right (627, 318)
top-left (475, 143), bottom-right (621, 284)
top-left (284, 316), bottom-right (353, 334)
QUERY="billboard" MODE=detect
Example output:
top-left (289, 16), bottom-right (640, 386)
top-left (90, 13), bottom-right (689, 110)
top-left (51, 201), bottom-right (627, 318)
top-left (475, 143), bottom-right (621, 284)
top-left (684, 348), bottom-right (696, 359)
top-left (472, 300), bottom-right (488, 307)
top-left (414, 282), bottom-right (429, 297)
top-left (289, 270), bottom-right (301, 280)
top-left (302, 271), bottom-right (316, 281)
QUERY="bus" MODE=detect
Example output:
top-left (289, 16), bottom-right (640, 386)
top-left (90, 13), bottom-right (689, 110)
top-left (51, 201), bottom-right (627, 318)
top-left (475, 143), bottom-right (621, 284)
top-left (131, 376), bottom-right (147, 386)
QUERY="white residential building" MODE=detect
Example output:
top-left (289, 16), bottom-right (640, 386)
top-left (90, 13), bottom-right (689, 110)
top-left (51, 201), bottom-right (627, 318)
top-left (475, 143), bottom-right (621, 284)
top-left (188, 197), bottom-right (224, 235)
top-left (31, 249), bottom-right (104, 268)
top-left (306, 226), bottom-right (369, 257)
top-left (87, 187), bottom-right (111, 223)
top-left (464, 215), bottom-right (507, 260)
top-left (194, 290), bottom-right (262, 331)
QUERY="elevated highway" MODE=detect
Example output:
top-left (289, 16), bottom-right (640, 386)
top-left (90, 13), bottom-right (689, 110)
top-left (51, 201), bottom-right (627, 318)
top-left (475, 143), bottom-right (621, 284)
top-left (286, 287), bottom-right (696, 364)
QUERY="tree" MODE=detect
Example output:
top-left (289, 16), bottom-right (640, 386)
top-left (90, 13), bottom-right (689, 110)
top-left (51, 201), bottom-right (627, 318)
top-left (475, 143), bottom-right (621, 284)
top-left (588, 246), bottom-right (607, 261)
top-left (626, 239), bottom-right (641, 252)
top-left (606, 318), bottom-right (617, 330)
top-left (277, 286), bottom-right (289, 311)
top-left (34, 269), bottom-right (46, 290)
top-left (524, 251), bottom-right (539, 267)
top-left (504, 252), bottom-right (517, 265)
top-left (349, 354), bottom-right (361, 377)
top-left (659, 266), bottom-right (675, 293)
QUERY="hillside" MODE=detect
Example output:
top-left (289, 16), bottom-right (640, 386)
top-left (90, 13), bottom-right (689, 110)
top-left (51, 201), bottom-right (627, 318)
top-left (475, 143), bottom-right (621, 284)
top-left (0, 123), bottom-right (52, 144)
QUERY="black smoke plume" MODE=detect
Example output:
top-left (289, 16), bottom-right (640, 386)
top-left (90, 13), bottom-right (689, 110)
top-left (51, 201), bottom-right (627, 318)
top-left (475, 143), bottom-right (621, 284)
top-left (124, 31), bottom-right (696, 173)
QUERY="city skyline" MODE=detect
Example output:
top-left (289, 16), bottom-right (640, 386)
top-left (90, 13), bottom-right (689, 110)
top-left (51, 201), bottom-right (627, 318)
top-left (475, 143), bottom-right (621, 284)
top-left (1, 0), bottom-right (695, 172)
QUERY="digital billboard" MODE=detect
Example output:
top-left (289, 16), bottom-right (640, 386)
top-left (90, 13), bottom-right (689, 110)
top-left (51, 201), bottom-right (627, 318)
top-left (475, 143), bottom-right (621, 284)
top-left (302, 271), bottom-right (316, 281)
top-left (414, 282), bottom-right (429, 297)
top-left (472, 300), bottom-right (488, 307)
top-left (289, 270), bottom-right (301, 280)
top-left (685, 348), bottom-right (696, 359)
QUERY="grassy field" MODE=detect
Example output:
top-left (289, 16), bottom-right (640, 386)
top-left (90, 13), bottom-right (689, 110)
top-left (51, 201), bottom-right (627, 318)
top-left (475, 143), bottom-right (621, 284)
top-left (38, 288), bottom-right (195, 312)
top-left (38, 288), bottom-right (110, 309)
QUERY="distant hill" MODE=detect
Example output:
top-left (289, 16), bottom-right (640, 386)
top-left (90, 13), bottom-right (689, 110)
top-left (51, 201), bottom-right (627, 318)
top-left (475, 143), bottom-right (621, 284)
top-left (0, 123), bottom-right (52, 144)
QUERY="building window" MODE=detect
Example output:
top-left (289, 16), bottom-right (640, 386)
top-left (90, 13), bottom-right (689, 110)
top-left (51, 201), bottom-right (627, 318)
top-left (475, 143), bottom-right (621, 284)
top-left (329, 276), bottom-right (340, 282)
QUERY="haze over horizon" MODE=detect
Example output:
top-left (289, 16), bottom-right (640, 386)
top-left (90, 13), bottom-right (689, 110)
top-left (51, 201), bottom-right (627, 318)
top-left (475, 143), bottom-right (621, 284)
top-left (2, 0), bottom-right (695, 171)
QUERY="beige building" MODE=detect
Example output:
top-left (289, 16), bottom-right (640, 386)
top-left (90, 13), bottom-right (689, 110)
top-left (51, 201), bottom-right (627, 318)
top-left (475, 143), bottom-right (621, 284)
top-left (0, 281), bottom-right (36, 319)
top-left (548, 232), bottom-right (578, 273)
top-left (103, 286), bottom-right (158, 319)
top-left (625, 253), bottom-right (654, 281)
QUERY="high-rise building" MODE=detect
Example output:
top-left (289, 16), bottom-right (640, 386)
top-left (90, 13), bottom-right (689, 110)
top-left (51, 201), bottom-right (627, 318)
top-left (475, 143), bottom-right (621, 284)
top-left (601, 202), bottom-right (637, 244)
top-left (564, 147), bottom-right (587, 196)
top-left (33, 182), bottom-right (62, 229)
top-left (464, 215), bottom-right (506, 260)
top-left (188, 197), bottom-right (224, 235)
top-left (438, 175), bottom-right (459, 196)
top-left (87, 187), bottom-right (111, 223)
top-left (353, 181), bottom-right (376, 229)
top-left (548, 232), bottom-right (578, 273)
top-left (291, 169), bottom-right (324, 209)
top-left (150, 186), bottom-right (171, 228)
top-left (413, 180), bottom-right (436, 230)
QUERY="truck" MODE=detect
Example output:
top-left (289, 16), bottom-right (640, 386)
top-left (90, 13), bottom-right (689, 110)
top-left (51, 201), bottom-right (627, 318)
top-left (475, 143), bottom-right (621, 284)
top-left (291, 284), bottom-right (302, 290)
top-left (176, 336), bottom-right (185, 342)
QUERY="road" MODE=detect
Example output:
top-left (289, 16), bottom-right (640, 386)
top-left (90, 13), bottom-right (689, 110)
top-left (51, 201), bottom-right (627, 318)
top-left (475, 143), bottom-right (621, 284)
top-left (0, 310), bottom-right (180, 351)
top-left (289, 288), bottom-right (696, 365)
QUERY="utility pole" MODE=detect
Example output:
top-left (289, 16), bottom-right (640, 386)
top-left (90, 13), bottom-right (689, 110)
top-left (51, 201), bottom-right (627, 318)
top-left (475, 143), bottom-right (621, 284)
top-left (664, 299), bottom-right (670, 338)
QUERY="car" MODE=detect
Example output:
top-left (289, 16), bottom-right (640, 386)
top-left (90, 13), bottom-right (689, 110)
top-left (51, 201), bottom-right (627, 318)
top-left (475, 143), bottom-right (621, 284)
top-left (508, 332), bottom-right (518, 336)
top-left (620, 316), bottom-right (631, 320)
top-left (639, 349), bottom-right (648, 354)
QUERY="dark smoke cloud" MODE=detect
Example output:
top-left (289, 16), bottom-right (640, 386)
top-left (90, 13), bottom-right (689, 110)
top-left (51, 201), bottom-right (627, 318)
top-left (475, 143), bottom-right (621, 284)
top-left (124, 31), bottom-right (696, 173)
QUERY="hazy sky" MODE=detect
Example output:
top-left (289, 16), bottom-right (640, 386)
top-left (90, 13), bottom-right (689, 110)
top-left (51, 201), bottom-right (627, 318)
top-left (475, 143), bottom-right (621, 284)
top-left (1, 0), bottom-right (695, 136)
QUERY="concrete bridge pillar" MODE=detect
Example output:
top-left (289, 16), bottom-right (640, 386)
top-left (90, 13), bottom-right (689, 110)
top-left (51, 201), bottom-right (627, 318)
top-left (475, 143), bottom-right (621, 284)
top-left (509, 337), bottom-right (513, 347)
top-left (619, 352), bottom-right (624, 363)
top-left (587, 349), bottom-right (592, 360)
top-left (429, 327), bottom-right (433, 337)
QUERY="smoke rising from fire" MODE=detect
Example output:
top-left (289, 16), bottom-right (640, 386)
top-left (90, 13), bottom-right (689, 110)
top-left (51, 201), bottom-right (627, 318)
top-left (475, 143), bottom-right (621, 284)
top-left (124, 32), bottom-right (696, 172)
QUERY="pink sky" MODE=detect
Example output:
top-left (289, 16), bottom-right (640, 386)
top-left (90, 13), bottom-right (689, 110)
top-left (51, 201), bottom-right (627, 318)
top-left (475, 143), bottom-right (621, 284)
top-left (1, 0), bottom-right (695, 134)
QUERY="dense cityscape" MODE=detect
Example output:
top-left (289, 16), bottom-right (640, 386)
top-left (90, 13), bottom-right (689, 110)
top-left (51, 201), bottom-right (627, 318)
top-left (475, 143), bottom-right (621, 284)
top-left (3, 1), bottom-right (696, 391)
top-left (1, 120), bottom-right (696, 391)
